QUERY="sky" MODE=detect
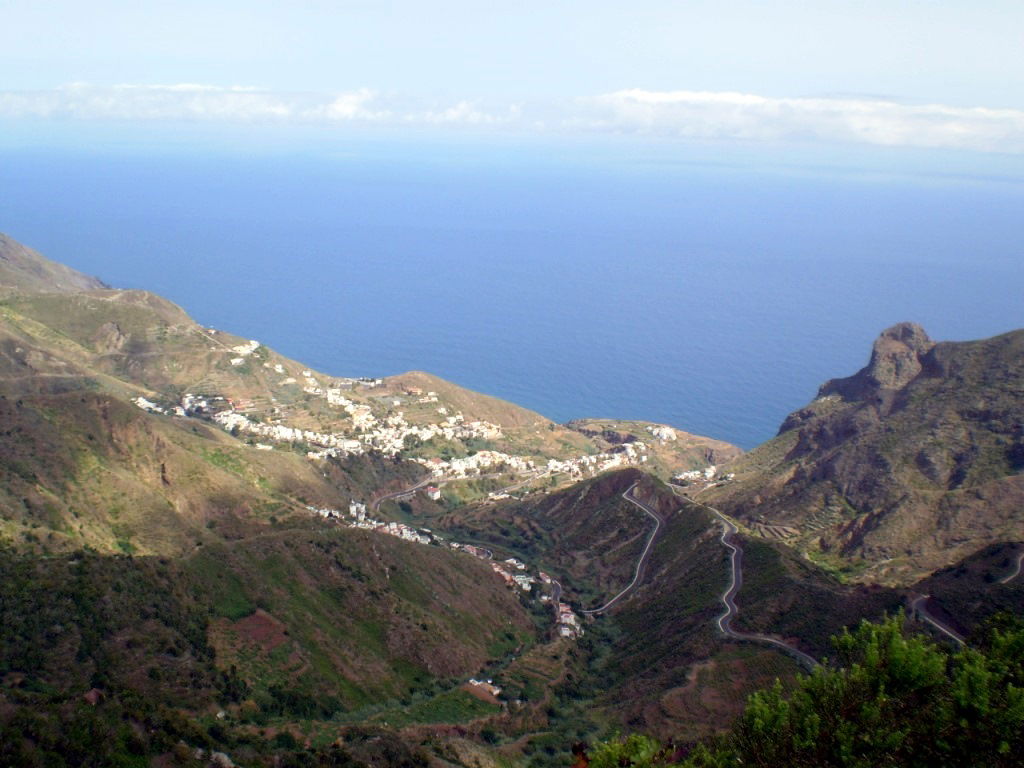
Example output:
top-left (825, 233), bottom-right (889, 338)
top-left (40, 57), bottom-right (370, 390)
top-left (2, 1), bottom-right (1024, 159)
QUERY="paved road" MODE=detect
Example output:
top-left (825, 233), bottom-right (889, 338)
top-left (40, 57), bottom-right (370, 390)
top-left (370, 477), bottom-right (434, 511)
top-left (910, 594), bottom-right (965, 646)
top-left (578, 483), bottom-right (662, 615)
top-left (370, 470), bottom-right (509, 511)
top-left (551, 579), bottom-right (563, 605)
top-left (492, 469), bottom-right (549, 496)
top-left (1000, 550), bottom-right (1024, 584)
top-left (670, 484), bottom-right (819, 671)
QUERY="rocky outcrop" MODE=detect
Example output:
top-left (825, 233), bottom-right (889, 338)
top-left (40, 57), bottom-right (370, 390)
top-left (712, 324), bottom-right (1024, 585)
top-left (92, 321), bottom-right (128, 354)
top-left (817, 322), bottom-right (935, 403)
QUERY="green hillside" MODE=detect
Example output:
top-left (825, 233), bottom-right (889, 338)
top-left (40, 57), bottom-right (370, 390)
top-left (3, 233), bottom-right (1024, 767)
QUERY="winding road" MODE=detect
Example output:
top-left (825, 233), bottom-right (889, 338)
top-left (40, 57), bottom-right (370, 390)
top-left (371, 477), bottom-right (434, 511)
top-left (671, 485), bottom-right (973, 658)
top-left (580, 483), bottom-right (663, 615)
top-left (910, 595), bottom-right (965, 646)
top-left (374, 469), bottom-right (534, 512)
top-left (671, 484), bottom-right (819, 670)
top-left (999, 550), bottom-right (1024, 585)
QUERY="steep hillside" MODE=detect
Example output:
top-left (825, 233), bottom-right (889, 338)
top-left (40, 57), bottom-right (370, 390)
top-left (0, 232), bottom-right (731, 542)
top-left (0, 529), bottom-right (535, 763)
top-left (0, 233), bottom-right (106, 295)
top-left (434, 471), bottom-right (906, 745)
top-left (913, 540), bottom-right (1024, 639)
top-left (707, 323), bottom-right (1024, 584)
top-left (436, 469), bottom-right (659, 603)
top-left (0, 232), bottom-right (552, 763)
top-left (13, 232), bottom-right (1020, 764)
top-left (0, 231), bottom-right (738, 559)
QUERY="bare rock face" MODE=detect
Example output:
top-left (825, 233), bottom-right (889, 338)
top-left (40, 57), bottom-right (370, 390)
top-left (864, 322), bottom-right (934, 389)
top-left (92, 321), bottom-right (128, 354)
top-left (819, 322), bottom-right (935, 402)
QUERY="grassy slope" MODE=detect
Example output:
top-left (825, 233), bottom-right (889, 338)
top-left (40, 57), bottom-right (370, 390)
top-left (0, 524), bottom-right (534, 726)
top-left (0, 388), bottom-right (418, 556)
top-left (0, 237), bottom-right (551, 764)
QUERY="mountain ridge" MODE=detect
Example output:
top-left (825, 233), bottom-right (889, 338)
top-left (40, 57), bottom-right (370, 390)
top-left (0, 232), bottom-right (107, 295)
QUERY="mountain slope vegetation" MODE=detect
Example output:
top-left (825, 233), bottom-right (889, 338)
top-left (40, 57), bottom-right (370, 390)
top-left (3, 232), bottom-right (1024, 767)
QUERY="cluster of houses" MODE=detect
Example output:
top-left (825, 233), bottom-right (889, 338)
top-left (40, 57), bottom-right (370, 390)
top-left (290, 370), bottom-right (502, 453)
top-left (646, 424), bottom-right (678, 442)
top-left (133, 387), bottom-right (664, 499)
top-left (543, 441), bottom-right (649, 478)
top-left (212, 409), bottom-right (366, 457)
top-left (179, 390), bottom-right (505, 465)
top-left (416, 450), bottom-right (535, 479)
top-left (489, 557), bottom-right (536, 591)
top-left (403, 386), bottom-right (440, 405)
top-left (672, 465), bottom-right (735, 488)
top-left (674, 465), bottom-right (718, 482)
top-left (135, 393), bottom-right (225, 419)
top-left (450, 543), bottom-right (490, 559)
top-left (229, 339), bottom-right (261, 366)
top-left (306, 501), bottom-right (435, 545)
top-left (556, 602), bottom-right (583, 639)
top-left (130, 355), bottom-right (689, 507)
top-left (132, 395), bottom-right (168, 415)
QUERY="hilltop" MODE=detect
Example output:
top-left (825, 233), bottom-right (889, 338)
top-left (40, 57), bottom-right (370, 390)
top-left (706, 322), bottom-right (1024, 584)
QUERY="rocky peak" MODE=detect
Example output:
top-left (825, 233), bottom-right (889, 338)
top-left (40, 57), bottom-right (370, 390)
top-left (819, 322), bottom-right (934, 402)
top-left (864, 322), bottom-right (934, 389)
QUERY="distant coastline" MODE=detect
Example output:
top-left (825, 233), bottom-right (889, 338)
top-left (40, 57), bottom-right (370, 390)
top-left (3, 148), bottom-right (1023, 449)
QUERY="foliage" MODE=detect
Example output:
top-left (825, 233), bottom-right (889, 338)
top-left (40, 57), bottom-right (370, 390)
top-left (589, 616), bottom-right (1024, 768)
top-left (589, 733), bottom-right (663, 768)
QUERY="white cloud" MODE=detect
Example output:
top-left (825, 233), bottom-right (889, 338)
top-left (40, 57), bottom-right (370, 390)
top-left (585, 89), bottom-right (1024, 153)
top-left (0, 83), bottom-right (297, 121)
top-left (0, 83), bottom-right (476, 126)
top-left (416, 100), bottom-right (503, 125)
top-left (302, 88), bottom-right (391, 122)
top-left (2, 83), bottom-right (1024, 153)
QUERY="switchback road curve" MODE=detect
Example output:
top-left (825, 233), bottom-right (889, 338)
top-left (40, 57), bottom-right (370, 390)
top-left (371, 477), bottom-right (434, 511)
top-left (671, 484), bottom-right (819, 671)
top-left (1000, 550), bottom-right (1024, 584)
top-left (581, 483), bottom-right (662, 615)
top-left (909, 595), bottom-right (965, 646)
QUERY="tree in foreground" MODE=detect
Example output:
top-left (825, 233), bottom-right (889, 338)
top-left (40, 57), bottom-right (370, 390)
top-left (590, 616), bottom-right (1024, 768)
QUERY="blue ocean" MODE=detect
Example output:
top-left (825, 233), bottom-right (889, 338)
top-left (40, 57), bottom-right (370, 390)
top-left (2, 140), bottom-right (1022, 450)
